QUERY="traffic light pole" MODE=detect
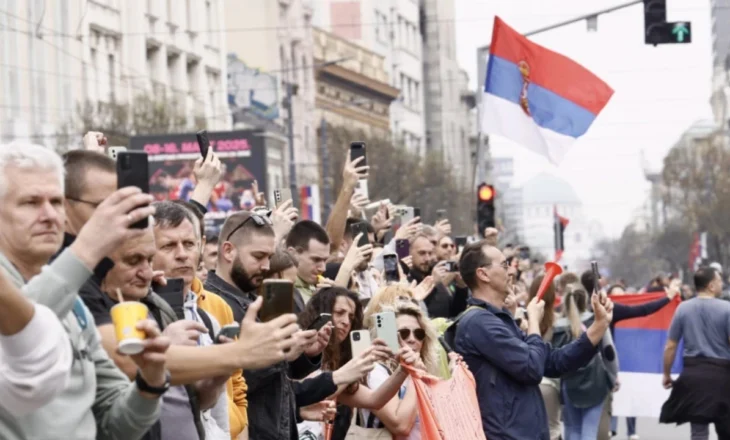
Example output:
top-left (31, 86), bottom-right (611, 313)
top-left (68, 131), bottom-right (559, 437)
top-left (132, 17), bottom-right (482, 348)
top-left (473, 0), bottom-right (642, 189)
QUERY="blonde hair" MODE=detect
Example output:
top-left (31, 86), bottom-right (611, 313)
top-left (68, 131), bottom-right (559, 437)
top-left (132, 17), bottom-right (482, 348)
top-left (364, 284), bottom-right (416, 329)
top-left (373, 300), bottom-right (440, 377)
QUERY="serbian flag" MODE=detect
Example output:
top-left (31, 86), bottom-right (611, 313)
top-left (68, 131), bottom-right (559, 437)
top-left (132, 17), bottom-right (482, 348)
top-left (481, 17), bottom-right (614, 165)
top-left (610, 292), bottom-right (682, 418)
top-left (299, 184), bottom-right (321, 224)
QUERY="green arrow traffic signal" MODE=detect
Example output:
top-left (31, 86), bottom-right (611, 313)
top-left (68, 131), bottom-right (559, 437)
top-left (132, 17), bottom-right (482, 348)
top-left (672, 22), bottom-right (690, 42)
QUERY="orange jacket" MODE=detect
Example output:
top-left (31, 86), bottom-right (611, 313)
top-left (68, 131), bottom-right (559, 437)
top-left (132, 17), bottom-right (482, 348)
top-left (192, 277), bottom-right (248, 438)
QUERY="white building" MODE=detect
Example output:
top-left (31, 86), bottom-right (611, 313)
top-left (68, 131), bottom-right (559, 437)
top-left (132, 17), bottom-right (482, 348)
top-left (224, 0), bottom-right (318, 187)
top-left (0, 0), bottom-right (230, 147)
top-left (503, 172), bottom-right (601, 270)
top-left (312, 0), bottom-right (426, 154)
top-left (710, 0), bottom-right (730, 128)
top-left (420, 0), bottom-right (475, 188)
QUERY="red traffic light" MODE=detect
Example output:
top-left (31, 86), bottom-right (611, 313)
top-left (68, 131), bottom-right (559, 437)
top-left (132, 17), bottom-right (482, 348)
top-left (478, 184), bottom-right (495, 202)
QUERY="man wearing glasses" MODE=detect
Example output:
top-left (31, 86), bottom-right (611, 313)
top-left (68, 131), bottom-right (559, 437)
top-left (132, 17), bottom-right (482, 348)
top-left (453, 241), bottom-right (615, 440)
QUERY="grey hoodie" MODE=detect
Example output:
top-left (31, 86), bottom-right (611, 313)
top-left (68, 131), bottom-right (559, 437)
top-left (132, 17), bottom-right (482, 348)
top-left (0, 248), bottom-right (162, 440)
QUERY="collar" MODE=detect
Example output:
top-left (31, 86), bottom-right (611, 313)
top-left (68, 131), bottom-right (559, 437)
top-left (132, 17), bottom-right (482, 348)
top-left (295, 276), bottom-right (315, 291)
top-left (206, 270), bottom-right (254, 301)
top-left (61, 233), bottom-right (115, 281)
top-left (467, 297), bottom-right (510, 316)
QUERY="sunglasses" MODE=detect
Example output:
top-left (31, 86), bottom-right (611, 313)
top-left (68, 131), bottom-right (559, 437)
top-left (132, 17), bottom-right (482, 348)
top-left (225, 213), bottom-right (272, 241)
top-left (398, 328), bottom-right (426, 341)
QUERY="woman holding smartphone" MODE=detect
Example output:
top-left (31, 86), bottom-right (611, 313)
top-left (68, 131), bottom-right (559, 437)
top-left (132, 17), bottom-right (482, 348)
top-left (297, 288), bottom-right (423, 440)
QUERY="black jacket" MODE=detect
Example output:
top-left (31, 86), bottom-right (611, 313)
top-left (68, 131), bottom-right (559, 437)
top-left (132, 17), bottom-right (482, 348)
top-left (204, 271), bottom-right (329, 440)
top-left (409, 267), bottom-right (468, 319)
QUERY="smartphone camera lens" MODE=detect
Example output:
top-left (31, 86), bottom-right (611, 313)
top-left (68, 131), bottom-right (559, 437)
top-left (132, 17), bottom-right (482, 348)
top-left (353, 332), bottom-right (361, 341)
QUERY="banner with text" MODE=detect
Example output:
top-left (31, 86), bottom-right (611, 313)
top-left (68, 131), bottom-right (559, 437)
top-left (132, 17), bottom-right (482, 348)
top-left (129, 130), bottom-right (268, 219)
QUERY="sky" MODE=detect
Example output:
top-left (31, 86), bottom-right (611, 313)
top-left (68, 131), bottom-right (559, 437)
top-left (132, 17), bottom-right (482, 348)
top-left (453, 0), bottom-right (714, 238)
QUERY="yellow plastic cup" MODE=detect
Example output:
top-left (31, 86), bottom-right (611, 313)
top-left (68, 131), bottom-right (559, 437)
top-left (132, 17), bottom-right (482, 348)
top-left (110, 302), bottom-right (149, 355)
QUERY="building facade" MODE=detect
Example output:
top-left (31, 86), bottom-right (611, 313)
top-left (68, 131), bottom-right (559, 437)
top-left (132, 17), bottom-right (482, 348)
top-left (225, 0), bottom-right (319, 190)
top-left (503, 172), bottom-right (601, 270)
top-left (710, 0), bottom-right (730, 129)
top-left (0, 0), bottom-right (230, 148)
top-left (420, 0), bottom-right (475, 189)
top-left (313, 28), bottom-right (399, 138)
top-left (312, 0), bottom-right (426, 155)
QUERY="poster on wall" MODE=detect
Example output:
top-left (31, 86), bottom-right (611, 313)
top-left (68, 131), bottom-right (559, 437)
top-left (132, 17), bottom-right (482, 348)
top-left (129, 130), bottom-right (268, 236)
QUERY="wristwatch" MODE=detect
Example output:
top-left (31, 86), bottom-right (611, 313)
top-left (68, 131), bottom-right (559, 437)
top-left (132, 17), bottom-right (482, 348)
top-left (135, 370), bottom-right (171, 396)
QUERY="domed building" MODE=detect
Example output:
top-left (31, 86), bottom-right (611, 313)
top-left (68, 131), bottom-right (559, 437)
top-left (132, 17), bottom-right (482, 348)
top-left (503, 172), bottom-right (601, 271)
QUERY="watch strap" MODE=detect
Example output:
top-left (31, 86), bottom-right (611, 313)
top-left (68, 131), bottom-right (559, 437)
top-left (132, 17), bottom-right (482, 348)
top-left (135, 370), bottom-right (170, 396)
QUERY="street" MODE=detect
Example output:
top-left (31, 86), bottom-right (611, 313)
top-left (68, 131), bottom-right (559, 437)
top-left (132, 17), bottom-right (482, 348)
top-left (614, 417), bottom-right (718, 440)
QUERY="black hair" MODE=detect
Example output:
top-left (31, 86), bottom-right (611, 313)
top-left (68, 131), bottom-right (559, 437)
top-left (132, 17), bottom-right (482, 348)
top-left (694, 266), bottom-right (718, 292)
top-left (459, 239), bottom-right (491, 290)
top-left (285, 220), bottom-right (330, 250)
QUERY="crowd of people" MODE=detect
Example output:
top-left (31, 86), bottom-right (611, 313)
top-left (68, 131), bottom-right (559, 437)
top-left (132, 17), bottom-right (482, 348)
top-left (0, 132), bottom-right (728, 440)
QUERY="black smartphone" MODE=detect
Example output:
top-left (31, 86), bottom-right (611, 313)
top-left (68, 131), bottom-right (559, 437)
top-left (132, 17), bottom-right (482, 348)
top-left (445, 261), bottom-right (459, 272)
top-left (116, 151), bottom-right (150, 229)
top-left (413, 207), bottom-right (421, 221)
top-left (438, 335), bottom-right (454, 354)
top-left (383, 253), bottom-right (400, 283)
top-left (155, 278), bottom-right (186, 320)
top-left (196, 130), bottom-right (209, 158)
top-left (395, 239), bottom-right (410, 260)
top-left (350, 141), bottom-right (367, 167)
top-left (215, 323), bottom-right (240, 344)
top-left (307, 313), bottom-right (332, 331)
top-left (258, 279), bottom-right (295, 322)
top-left (351, 222), bottom-right (370, 247)
top-left (454, 236), bottom-right (467, 248)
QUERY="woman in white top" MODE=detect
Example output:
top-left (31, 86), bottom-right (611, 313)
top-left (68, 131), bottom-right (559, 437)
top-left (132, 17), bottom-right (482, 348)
top-left (361, 300), bottom-right (442, 439)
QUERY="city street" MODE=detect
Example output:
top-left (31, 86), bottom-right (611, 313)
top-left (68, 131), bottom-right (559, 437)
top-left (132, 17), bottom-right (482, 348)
top-left (614, 417), bottom-right (718, 440)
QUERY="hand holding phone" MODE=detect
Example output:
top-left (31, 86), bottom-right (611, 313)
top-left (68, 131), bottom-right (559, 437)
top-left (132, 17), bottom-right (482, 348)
top-left (258, 279), bottom-right (295, 322)
top-left (216, 323), bottom-right (240, 344)
top-left (196, 130), bottom-right (210, 158)
top-left (374, 311), bottom-right (399, 353)
top-left (307, 313), bottom-right (332, 331)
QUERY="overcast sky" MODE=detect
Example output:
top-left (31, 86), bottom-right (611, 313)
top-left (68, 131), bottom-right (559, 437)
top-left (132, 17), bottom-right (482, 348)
top-left (454, 0), bottom-right (714, 238)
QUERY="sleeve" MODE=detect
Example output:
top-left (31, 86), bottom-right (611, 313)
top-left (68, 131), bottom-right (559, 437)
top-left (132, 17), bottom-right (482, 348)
top-left (293, 372), bottom-right (338, 408)
top-left (289, 352), bottom-right (322, 380)
top-left (83, 305), bottom-right (162, 440)
top-left (613, 297), bottom-right (670, 323)
top-left (461, 312), bottom-right (549, 385)
top-left (190, 199), bottom-right (209, 215)
top-left (22, 248), bottom-right (93, 318)
top-left (0, 304), bottom-right (73, 416)
top-left (229, 371), bottom-right (248, 434)
top-left (450, 286), bottom-right (469, 318)
top-left (543, 333), bottom-right (599, 378)
top-left (667, 305), bottom-right (684, 342)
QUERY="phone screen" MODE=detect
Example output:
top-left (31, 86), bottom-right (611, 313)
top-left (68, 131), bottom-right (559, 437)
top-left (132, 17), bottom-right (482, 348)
top-left (196, 130), bottom-right (209, 158)
top-left (383, 255), bottom-right (399, 282)
top-left (350, 142), bottom-right (367, 166)
top-left (259, 280), bottom-right (294, 322)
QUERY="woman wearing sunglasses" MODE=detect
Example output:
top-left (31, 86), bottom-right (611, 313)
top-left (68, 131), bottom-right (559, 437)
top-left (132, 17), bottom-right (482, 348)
top-left (360, 300), bottom-right (441, 439)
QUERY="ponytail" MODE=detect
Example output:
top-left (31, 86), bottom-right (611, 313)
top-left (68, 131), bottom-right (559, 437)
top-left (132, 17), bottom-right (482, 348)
top-left (566, 292), bottom-right (583, 339)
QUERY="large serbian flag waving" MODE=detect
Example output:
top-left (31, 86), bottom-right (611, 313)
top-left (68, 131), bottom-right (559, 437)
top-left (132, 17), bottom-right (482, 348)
top-left (610, 292), bottom-right (682, 418)
top-left (481, 17), bottom-right (614, 165)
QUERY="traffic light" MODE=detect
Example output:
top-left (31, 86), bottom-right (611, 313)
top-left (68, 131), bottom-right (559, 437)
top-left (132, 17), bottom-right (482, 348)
top-left (477, 183), bottom-right (496, 236)
top-left (643, 0), bottom-right (691, 46)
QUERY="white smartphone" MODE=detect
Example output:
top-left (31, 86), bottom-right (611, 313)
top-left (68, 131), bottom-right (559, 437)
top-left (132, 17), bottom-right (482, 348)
top-left (374, 311), bottom-right (399, 353)
top-left (400, 207), bottom-right (415, 225)
top-left (350, 330), bottom-right (372, 359)
top-left (107, 146), bottom-right (127, 161)
top-left (274, 188), bottom-right (293, 207)
top-left (356, 179), bottom-right (369, 201)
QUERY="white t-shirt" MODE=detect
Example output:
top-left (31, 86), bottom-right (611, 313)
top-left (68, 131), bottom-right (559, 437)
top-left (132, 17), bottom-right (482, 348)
top-left (360, 364), bottom-right (421, 440)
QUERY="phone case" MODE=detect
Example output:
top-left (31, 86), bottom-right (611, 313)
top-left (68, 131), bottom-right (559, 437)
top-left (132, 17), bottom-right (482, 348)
top-left (374, 311), bottom-right (399, 353)
top-left (107, 147), bottom-right (127, 161)
top-left (274, 188), bottom-right (293, 207)
top-left (350, 330), bottom-right (372, 360)
top-left (259, 280), bottom-right (294, 322)
top-left (196, 130), bottom-right (209, 158)
top-left (308, 313), bottom-right (332, 331)
top-left (116, 151), bottom-right (150, 229)
top-left (351, 223), bottom-right (369, 247)
top-left (395, 239), bottom-right (410, 260)
top-left (400, 207), bottom-right (414, 225)
top-left (350, 142), bottom-right (367, 166)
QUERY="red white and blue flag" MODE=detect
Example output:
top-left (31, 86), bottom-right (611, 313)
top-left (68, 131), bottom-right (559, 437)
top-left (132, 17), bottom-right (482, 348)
top-left (481, 17), bottom-right (614, 164)
top-left (610, 292), bottom-right (682, 417)
top-left (298, 184), bottom-right (321, 224)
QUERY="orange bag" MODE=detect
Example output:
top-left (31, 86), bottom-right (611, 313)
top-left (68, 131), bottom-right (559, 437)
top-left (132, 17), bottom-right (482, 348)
top-left (402, 362), bottom-right (487, 440)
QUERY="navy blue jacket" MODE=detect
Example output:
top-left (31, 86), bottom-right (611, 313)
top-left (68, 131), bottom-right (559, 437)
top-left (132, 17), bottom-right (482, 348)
top-left (455, 298), bottom-right (598, 440)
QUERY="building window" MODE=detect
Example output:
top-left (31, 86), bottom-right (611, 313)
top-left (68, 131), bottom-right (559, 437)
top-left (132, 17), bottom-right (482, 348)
top-left (206, 1), bottom-right (213, 45)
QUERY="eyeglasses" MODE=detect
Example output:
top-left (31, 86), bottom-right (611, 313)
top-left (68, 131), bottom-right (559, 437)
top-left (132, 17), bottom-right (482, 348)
top-left (66, 197), bottom-right (103, 208)
top-left (225, 213), bottom-right (273, 241)
top-left (488, 260), bottom-right (509, 270)
top-left (398, 328), bottom-right (426, 341)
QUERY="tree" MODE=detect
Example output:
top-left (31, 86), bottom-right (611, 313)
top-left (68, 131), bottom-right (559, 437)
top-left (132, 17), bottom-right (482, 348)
top-left (662, 131), bottom-right (730, 267)
top-left (593, 225), bottom-right (668, 288)
top-left (322, 125), bottom-right (474, 234)
top-left (56, 91), bottom-right (204, 151)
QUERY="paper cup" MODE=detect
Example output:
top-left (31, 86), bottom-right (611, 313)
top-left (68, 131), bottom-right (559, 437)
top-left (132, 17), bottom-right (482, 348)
top-left (110, 302), bottom-right (149, 355)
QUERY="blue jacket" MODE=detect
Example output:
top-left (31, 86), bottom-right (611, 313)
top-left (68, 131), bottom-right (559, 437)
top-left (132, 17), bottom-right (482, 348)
top-left (454, 298), bottom-right (598, 440)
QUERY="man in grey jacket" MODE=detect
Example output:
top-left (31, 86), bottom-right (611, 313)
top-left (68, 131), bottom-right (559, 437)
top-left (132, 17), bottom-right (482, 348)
top-left (0, 142), bottom-right (171, 440)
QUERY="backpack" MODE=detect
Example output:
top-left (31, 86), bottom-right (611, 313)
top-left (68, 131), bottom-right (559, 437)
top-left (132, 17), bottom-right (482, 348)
top-left (442, 305), bottom-right (485, 352)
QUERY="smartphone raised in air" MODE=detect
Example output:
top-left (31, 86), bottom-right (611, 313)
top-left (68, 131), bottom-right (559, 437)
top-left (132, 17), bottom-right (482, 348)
top-left (350, 330), bottom-right (372, 359)
top-left (116, 151), bottom-right (150, 229)
top-left (258, 279), bottom-right (295, 322)
top-left (383, 253), bottom-right (400, 283)
top-left (349, 141), bottom-right (367, 166)
top-left (351, 222), bottom-right (370, 248)
top-left (395, 239), bottom-right (410, 260)
top-left (374, 311), bottom-right (399, 353)
top-left (196, 130), bottom-right (210, 158)
top-left (307, 313), bottom-right (332, 331)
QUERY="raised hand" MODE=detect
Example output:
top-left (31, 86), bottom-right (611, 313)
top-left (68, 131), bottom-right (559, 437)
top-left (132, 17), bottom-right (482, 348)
top-left (234, 296), bottom-right (300, 369)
